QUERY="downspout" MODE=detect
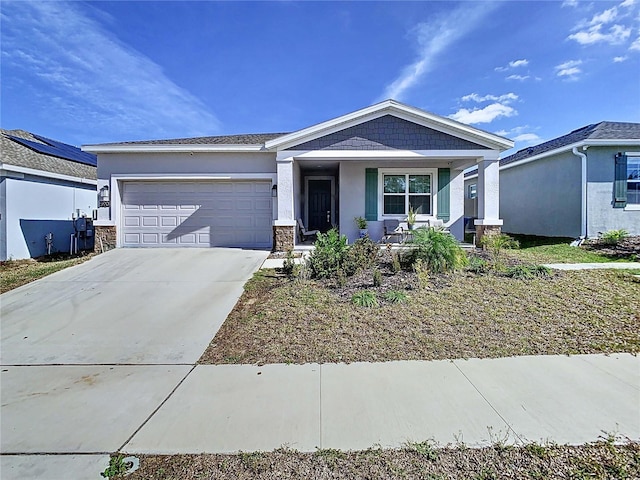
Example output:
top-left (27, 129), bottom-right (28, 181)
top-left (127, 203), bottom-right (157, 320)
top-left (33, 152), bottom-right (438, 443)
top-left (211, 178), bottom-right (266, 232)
top-left (572, 147), bottom-right (588, 239)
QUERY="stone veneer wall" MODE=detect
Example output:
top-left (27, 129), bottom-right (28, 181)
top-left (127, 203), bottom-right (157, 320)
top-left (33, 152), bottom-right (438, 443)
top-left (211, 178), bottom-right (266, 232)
top-left (476, 224), bottom-right (502, 245)
top-left (273, 225), bottom-right (294, 252)
top-left (95, 226), bottom-right (117, 253)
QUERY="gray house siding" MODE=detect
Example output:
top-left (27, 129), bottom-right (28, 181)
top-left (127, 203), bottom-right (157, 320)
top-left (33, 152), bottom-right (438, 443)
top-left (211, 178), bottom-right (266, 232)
top-left (500, 151), bottom-right (582, 238)
top-left (586, 146), bottom-right (640, 236)
top-left (287, 115), bottom-right (489, 151)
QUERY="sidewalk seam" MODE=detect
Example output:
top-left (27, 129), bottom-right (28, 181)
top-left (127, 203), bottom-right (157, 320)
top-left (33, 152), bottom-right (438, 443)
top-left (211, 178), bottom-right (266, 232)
top-left (452, 361), bottom-right (525, 445)
top-left (117, 364), bottom-right (197, 452)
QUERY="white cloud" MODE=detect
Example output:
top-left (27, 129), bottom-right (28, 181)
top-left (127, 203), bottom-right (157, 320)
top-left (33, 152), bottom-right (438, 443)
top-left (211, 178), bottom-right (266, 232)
top-left (449, 103), bottom-right (517, 125)
top-left (586, 7), bottom-right (619, 27)
top-left (461, 93), bottom-right (518, 103)
top-left (555, 60), bottom-right (583, 79)
top-left (506, 74), bottom-right (531, 81)
top-left (562, 0), bottom-right (578, 7)
top-left (495, 126), bottom-right (542, 146)
top-left (613, 55), bottom-right (628, 62)
top-left (1, 2), bottom-right (220, 141)
top-left (495, 58), bottom-right (529, 72)
top-left (512, 133), bottom-right (542, 143)
top-left (631, 36), bottom-right (640, 50)
top-left (568, 24), bottom-right (631, 45)
top-left (509, 59), bottom-right (529, 68)
top-left (380, 3), bottom-right (496, 100)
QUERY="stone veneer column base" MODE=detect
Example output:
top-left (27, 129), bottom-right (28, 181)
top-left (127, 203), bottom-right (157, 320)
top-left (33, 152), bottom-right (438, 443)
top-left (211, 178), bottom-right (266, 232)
top-left (273, 225), bottom-right (295, 252)
top-left (476, 224), bottom-right (502, 246)
top-left (95, 226), bottom-right (117, 253)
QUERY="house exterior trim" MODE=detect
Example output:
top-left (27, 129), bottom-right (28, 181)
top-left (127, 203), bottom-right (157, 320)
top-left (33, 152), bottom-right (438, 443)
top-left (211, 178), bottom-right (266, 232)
top-left (265, 100), bottom-right (513, 151)
top-left (82, 144), bottom-right (265, 154)
top-left (0, 163), bottom-right (97, 186)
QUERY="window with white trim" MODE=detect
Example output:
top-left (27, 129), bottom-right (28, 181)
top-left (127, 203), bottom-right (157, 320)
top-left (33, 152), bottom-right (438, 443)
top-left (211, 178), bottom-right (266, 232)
top-left (627, 156), bottom-right (640, 204)
top-left (467, 183), bottom-right (477, 199)
top-left (382, 173), bottom-right (432, 215)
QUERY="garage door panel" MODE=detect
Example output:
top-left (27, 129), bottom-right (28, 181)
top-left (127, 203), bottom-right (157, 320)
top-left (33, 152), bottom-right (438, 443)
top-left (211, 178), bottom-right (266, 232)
top-left (121, 181), bottom-right (272, 248)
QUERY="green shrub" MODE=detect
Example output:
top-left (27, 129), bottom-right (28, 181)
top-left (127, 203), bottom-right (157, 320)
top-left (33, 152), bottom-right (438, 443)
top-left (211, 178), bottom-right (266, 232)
top-left (336, 267), bottom-right (347, 287)
top-left (306, 228), bottom-right (349, 279)
top-left (403, 227), bottom-right (467, 273)
top-left (467, 255), bottom-right (489, 274)
top-left (505, 264), bottom-right (551, 279)
top-left (351, 290), bottom-right (378, 308)
top-left (343, 236), bottom-right (379, 276)
top-left (480, 233), bottom-right (519, 271)
top-left (601, 229), bottom-right (629, 245)
top-left (281, 249), bottom-right (296, 277)
top-left (384, 290), bottom-right (408, 304)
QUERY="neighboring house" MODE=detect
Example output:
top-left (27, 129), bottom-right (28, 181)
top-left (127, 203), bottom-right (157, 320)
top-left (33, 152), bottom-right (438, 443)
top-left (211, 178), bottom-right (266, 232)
top-left (83, 100), bottom-right (513, 251)
top-left (464, 122), bottom-right (640, 238)
top-left (0, 130), bottom-right (97, 260)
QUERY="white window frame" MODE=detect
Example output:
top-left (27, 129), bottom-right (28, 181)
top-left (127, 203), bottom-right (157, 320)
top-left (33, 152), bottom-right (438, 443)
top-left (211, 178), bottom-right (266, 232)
top-left (625, 153), bottom-right (640, 209)
top-left (467, 183), bottom-right (477, 199)
top-left (378, 168), bottom-right (438, 221)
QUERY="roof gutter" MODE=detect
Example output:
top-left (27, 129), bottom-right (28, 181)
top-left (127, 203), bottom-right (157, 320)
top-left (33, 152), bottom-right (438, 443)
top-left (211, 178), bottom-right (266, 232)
top-left (572, 147), bottom-right (588, 239)
top-left (81, 144), bottom-right (265, 154)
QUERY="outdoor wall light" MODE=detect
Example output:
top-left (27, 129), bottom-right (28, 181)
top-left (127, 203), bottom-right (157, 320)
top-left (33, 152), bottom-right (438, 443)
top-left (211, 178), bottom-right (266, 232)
top-left (271, 184), bottom-right (278, 197)
top-left (99, 185), bottom-right (110, 207)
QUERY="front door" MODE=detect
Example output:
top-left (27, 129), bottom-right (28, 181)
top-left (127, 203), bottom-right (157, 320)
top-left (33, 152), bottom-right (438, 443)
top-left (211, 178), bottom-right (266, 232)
top-left (308, 179), bottom-right (332, 232)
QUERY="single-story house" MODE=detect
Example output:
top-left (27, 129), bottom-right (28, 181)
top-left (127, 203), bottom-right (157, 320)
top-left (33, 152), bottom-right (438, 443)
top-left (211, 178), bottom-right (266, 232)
top-left (0, 130), bottom-right (97, 260)
top-left (465, 122), bottom-right (640, 238)
top-left (83, 100), bottom-right (513, 251)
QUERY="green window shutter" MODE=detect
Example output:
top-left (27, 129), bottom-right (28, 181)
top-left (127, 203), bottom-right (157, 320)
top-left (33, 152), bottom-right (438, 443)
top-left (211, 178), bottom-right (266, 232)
top-left (365, 168), bottom-right (378, 221)
top-left (437, 168), bottom-right (450, 222)
top-left (614, 153), bottom-right (627, 208)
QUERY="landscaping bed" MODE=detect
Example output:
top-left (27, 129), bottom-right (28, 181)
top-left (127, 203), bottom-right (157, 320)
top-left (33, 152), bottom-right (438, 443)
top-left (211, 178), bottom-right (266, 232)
top-left (111, 438), bottom-right (640, 480)
top-left (199, 246), bottom-right (640, 365)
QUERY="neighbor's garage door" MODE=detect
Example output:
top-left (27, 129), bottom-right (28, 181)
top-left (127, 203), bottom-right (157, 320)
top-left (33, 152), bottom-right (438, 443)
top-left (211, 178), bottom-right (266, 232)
top-left (121, 181), bottom-right (272, 248)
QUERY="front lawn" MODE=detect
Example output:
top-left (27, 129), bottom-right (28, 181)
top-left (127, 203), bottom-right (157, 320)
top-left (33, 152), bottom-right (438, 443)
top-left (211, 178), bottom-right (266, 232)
top-left (0, 253), bottom-right (95, 294)
top-left (506, 234), bottom-right (640, 264)
top-left (199, 256), bottom-right (640, 365)
top-left (112, 438), bottom-right (640, 480)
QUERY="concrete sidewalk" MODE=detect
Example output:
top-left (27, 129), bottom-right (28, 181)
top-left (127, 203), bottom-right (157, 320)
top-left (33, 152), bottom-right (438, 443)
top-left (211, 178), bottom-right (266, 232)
top-left (2, 354), bottom-right (638, 479)
top-left (124, 353), bottom-right (639, 454)
top-left (543, 262), bottom-right (640, 270)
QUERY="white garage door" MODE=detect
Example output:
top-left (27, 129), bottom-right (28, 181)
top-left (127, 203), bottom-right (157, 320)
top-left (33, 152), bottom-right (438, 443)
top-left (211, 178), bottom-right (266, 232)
top-left (121, 181), bottom-right (273, 248)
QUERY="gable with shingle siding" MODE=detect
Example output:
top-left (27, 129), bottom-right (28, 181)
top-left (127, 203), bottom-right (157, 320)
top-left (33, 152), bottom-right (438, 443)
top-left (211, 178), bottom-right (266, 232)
top-left (286, 115), bottom-right (490, 151)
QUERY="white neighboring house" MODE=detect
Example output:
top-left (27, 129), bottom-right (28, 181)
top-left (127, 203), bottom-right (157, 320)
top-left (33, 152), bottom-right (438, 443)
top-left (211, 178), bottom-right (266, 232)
top-left (83, 100), bottom-right (513, 251)
top-left (0, 130), bottom-right (97, 260)
top-left (464, 122), bottom-right (640, 238)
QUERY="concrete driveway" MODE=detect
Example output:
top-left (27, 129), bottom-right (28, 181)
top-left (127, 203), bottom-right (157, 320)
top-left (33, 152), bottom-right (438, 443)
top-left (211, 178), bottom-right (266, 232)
top-left (1, 248), bottom-right (268, 365)
top-left (1, 248), bottom-right (268, 478)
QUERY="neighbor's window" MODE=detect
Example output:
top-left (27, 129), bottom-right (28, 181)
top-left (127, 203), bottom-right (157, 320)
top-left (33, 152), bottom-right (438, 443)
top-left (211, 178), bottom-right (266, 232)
top-left (628, 156), bottom-right (640, 204)
top-left (383, 174), bottom-right (432, 215)
top-left (468, 183), bottom-right (477, 199)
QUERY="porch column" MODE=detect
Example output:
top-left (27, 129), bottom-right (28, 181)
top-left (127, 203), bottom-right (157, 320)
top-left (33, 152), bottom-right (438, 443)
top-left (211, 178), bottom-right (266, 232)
top-left (448, 168), bottom-right (465, 241)
top-left (273, 156), bottom-right (296, 251)
top-left (475, 156), bottom-right (503, 242)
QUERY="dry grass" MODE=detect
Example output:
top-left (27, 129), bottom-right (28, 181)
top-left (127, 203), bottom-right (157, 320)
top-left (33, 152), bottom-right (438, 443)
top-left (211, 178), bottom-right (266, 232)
top-left (0, 252), bottom-right (96, 294)
top-left (115, 439), bottom-right (640, 480)
top-left (199, 266), bottom-right (640, 365)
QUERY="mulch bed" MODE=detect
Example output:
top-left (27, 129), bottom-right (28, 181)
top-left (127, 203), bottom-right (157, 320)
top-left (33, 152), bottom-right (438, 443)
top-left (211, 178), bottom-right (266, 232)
top-left (583, 236), bottom-right (640, 261)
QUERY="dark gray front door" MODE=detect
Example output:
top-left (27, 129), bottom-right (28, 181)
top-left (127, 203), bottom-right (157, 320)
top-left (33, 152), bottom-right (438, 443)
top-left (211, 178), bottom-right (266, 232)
top-left (308, 180), bottom-right (332, 232)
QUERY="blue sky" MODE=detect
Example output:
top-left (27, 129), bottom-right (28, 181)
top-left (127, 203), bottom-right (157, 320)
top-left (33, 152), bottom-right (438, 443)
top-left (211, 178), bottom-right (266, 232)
top-left (1, 1), bottom-right (639, 155)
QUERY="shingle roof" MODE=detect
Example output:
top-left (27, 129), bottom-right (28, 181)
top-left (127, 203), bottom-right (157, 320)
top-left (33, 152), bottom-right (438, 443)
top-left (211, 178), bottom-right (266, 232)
top-left (101, 132), bottom-right (289, 146)
top-left (1, 129), bottom-right (97, 180)
top-left (500, 121), bottom-right (640, 167)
